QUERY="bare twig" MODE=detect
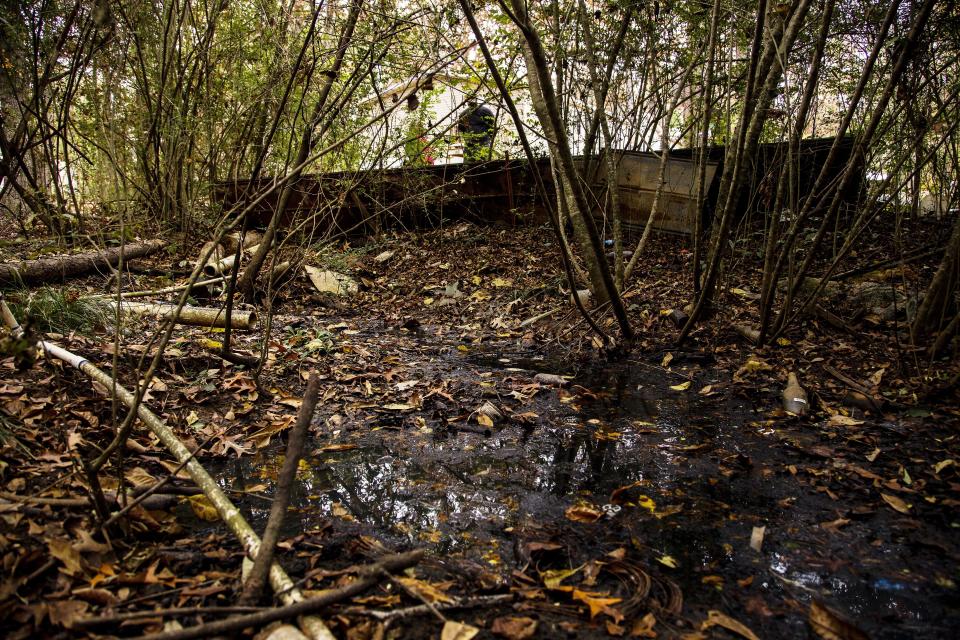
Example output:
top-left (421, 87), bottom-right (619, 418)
top-left (238, 373), bottom-right (321, 605)
top-left (132, 550), bottom-right (425, 640)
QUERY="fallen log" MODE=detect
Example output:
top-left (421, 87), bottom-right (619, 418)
top-left (196, 241), bottom-right (226, 277)
top-left (205, 243), bottom-right (260, 277)
top-left (109, 300), bottom-right (257, 329)
top-left (0, 297), bottom-right (334, 640)
top-left (83, 275), bottom-right (227, 300)
top-left (0, 239), bottom-right (166, 287)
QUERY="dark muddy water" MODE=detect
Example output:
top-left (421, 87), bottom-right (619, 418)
top-left (212, 349), bottom-right (959, 639)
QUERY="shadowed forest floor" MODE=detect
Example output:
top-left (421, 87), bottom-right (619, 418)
top-left (1, 218), bottom-right (958, 639)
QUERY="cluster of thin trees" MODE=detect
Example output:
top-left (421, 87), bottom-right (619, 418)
top-left (1, 0), bottom-right (958, 358)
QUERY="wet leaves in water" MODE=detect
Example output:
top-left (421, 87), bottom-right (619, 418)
top-left (631, 612), bottom-right (658, 638)
top-left (565, 502), bottom-right (603, 523)
top-left (701, 610), bottom-right (760, 640)
top-left (808, 600), bottom-right (869, 640)
top-left (572, 588), bottom-right (623, 621)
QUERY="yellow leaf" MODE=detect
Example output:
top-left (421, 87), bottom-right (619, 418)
top-left (492, 277), bottom-right (512, 287)
top-left (657, 555), bottom-right (678, 568)
top-left (881, 493), bottom-right (911, 514)
top-left (331, 502), bottom-right (355, 521)
top-left (471, 275), bottom-right (482, 285)
top-left (670, 381), bottom-right (692, 391)
top-left (776, 337), bottom-right (791, 346)
top-left (636, 495), bottom-right (657, 513)
top-left (423, 297), bottom-right (434, 306)
top-left (202, 338), bottom-right (222, 350)
top-left (441, 620), bottom-right (479, 640)
top-left (661, 352), bottom-right (673, 368)
top-left (742, 357), bottom-right (771, 373)
top-left (396, 576), bottom-right (455, 604)
top-left (572, 589), bottom-right (623, 620)
top-left (631, 613), bottom-right (658, 638)
top-left (934, 459), bottom-right (955, 474)
top-left (477, 413), bottom-right (494, 427)
top-left (541, 566), bottom-right (582, 589)
top-left (565, 502), bottom-right (603, 523)
top-left (701, 610), bottom-right (760, 640)
top-left (187, 495), bottom-right (220, 522)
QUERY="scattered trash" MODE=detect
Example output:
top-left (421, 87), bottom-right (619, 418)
top-left (304, 265), bottom-right (358, 296)
top-left (782, 371), bottom-right (809, 416)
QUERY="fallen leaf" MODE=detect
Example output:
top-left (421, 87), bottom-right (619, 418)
top-left (750, 526), bottom-right (765, 552)
top-left (881, 493), bottom-right (911, 514)
top-left (541, 566), bottom-right (582, 589)
top-left (820, 518), bottom-right (851, 533)
top-left (396, 576), bottom-right (455, 603)
top-left (808, 600), bottom-right (869, 640)
top-left (47, 599), bottom-right (89, 628)
top-left (316, 443), bottom-right (358, 452)
top-left (657, 555), bottom-right (678, 569)
top-left (631, 612), bottom-right (657, 638)
top-left (865, 448), bottom-right (880, 462)
top-left (48, 538), bottom-right (84, 575)
top-left (701, 610), bottom-right (760, 640)
top-left (187, 495), bottom-right (220, 522)
top-left (934, 459), bottom-right (955, 474)
top-left (828, 415), bottom-right (864, 427)
top-left (331, 502), bottom-right (355, 521)
top-left (572, 589), bottom-right (623, 621)
top-left (669, 381), bottom-right (691, 391)
top-left (565, 502), bottom-right (603, 523)
top-left (491, 616), bottom-right (537, 639)
top-left (441, 620), bottom-right (480, 640)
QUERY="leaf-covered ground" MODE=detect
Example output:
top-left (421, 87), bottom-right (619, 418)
top-left (1, 218), bottom-right (958, 639)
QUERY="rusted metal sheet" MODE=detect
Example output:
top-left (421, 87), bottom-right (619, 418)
top-left (211, 137), bottom-right (858, 237)
top-left (589, 152), bottom-right (719, 235)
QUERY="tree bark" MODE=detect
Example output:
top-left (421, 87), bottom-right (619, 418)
top-left (506, 0), bottom-right (633, 339)
top-left (913, 212), bottom-right (960, 340)
top-left (0, 239), bottom-right (166, 287)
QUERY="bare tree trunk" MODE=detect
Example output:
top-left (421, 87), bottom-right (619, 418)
top-left (504, 0), bottom-right (633, 339)
top-left (679, 0), bottom-right (813, 343)
top-left (237, 1), bottom-right (363, 300)
top-left (912, 212), bottom-right (960, 340)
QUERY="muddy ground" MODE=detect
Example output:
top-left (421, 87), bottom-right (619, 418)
top-left (1, 218), bottom-right (958, 639)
